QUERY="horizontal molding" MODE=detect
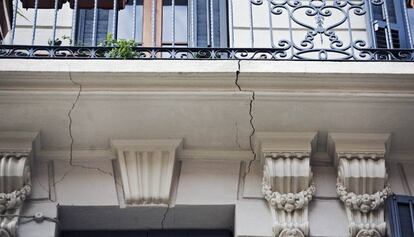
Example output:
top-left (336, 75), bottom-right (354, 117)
top-left (1, 60), bottom-right (414, 93)
top-left (0, 91), bottom-right (414, 104)
top-left (37, 148), bottom-right (254, 162)
top-left (36, 148), bottom-right (413, 164)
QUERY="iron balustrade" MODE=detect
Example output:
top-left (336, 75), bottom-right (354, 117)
top-left (0, 0), bottom-right (413, 61)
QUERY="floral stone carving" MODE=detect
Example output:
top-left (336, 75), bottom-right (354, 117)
top-left (255, 132), bottom-right (317, 237)
top-left (329, 133), bottom-right (391, 237)
top-left (0, 152), bottom-right (32, 237)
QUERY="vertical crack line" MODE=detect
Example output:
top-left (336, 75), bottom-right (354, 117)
top-left (53, 72), bottom-right (121, 188)
top-left (246, 91), bottom-right (256, 175)
top-left (160, 205), bottom-right (170, 229)
top-left (234, 60), bottom-right (257, 177)
top-left (68, 71), bottom-right (82, 166)
top-left (235, 59), bottom-right (242, 91)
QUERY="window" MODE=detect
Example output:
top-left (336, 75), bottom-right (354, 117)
top-left (387, 195), bottom-right (414, 237)
top-left (370, 0), bottom-right (413, 49)
top-left (76, 0), bottom-right (228, 47)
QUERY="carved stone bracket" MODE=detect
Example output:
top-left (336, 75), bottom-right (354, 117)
top-left (111, 139), bottom-right (183, 206)
top-left (0, 132), bottom-right (39, 237)
top-left (255, 132), bottom-right (317, 237)
top-left (328, 133), bottom-right (392, 237)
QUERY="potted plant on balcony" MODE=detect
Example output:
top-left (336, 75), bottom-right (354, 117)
top-left (69, 0), bottom-right (127, 10)
top-left (20, 0), bottom-right (67, 9)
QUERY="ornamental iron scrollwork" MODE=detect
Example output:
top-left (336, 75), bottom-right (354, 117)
top-left (0, 0), bottom-right (412, 60)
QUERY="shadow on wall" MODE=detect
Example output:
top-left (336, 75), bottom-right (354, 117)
top-left (57, 205), bottom-right (234, 235)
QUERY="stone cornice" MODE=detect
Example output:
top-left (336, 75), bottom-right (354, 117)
top-left (328, 133), bottom-right (391, 166)
top-left (1, 60), bottom-right (414, 93)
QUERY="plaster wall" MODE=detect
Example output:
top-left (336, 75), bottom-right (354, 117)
top-left (18, 157), bottom-right (414, 237)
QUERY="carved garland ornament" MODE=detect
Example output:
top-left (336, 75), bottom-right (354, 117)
top-left (336, 183), bottom-right (391, 214)
top-left (262, 180), bottom-right (316, 213)
top-left (0, 184), bottom-right (31, 213)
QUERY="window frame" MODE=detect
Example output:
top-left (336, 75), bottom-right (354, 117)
top-left (368, 0), bottom-right (413, 49)
top-left (387, 194), bottom-right (414, 237)
top-left (75, 0), bottom-right (228, 48)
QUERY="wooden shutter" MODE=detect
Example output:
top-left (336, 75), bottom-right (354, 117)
top-left (371, 0), bottom-right (410, 48)
top-left (408, 0), bottom-right (414, 9)
top-left (0, 0), bottom-right (12, 41)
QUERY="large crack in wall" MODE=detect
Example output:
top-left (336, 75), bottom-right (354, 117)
top-left (235, 60), bottom-right (257, 176)
top-left (54, 72), bottom-right (120, 188)
top-left (50, 62), bottom-right (258, 228)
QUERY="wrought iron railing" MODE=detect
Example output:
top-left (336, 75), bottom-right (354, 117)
top-left (0, 0), bottom-right (413, 61)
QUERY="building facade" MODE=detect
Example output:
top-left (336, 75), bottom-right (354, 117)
top-left (0, 1), bottom-right (414, 237)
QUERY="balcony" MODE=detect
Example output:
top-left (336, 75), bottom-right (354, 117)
top-left (0, 0), bottom-right (413, 61)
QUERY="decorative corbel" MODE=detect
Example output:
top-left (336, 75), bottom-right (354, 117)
top-left (111, 139), bottom-right (183, 206)
top-left (255, 132), bottom-right (317, 237)
top-left (328, 133), bottom-right (392, 237)
top-left (0, 132), bottom-right (39, 237)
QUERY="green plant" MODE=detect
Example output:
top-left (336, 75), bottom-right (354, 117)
top-left (101, 33), bottom-right (138, 59)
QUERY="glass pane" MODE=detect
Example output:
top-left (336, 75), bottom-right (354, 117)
top-left (372, 4), bottom-right (383, 21)
top-left (117, 0), bottom-right (143, 43)
top-left (372, 0), bottom-right (396, 23)
top-left (77, 9), bottom-right (112, 46)
top-left (409, 9), bottom-right (414, 46)
top-left (386, 0), bottom-right (397, 23)
top-left (162, 0), bottom-right (188, 44)
top-left (196, 0), bottom-right (208, 47)
top-left (195, 0), bottom-right (226, 47)
top-left (398, 203), bottom-right (414, 237)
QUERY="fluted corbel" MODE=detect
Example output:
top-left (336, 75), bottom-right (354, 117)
top-left (111, 139), bottom-right (183, 206)
top-left (255, 132), bottom-right (317, 237)
top-left (328, 133), bottom-right (392, 237)
top-left (0, 132), bottom-right (39, 237)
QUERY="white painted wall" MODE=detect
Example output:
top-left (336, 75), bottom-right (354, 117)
top-left (0, 59), bottom-right (412, 237)
top-left (18, 157), bottom-right (414, 237)
top-left (6, 4), bottom-right (73, 45)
